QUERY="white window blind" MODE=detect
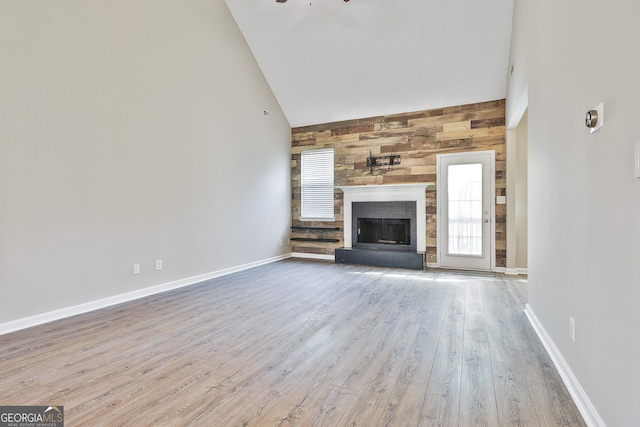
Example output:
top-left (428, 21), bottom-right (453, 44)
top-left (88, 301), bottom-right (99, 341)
top-left (301, 148), bottom-right (335, 220)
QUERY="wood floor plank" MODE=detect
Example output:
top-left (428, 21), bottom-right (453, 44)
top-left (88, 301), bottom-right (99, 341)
top-left (339, 319), bottom-right (422, 426)
top-left (0, 259), bottom-right (586, 426)
top-left (420, 333), bottom-right (463, 426)
top-left (481, 279), bottom-right (546, 355)
top-left (459, 328), bottom-right (499, 426)
top-left (296, 386), bottom-right (357, 427)
top-left (493, 359), bottom-right (540, 426)
top-left (375, 314), bottom-right (442, 427)
top-left (440, 281), bottom-right (466, 337)
top-left (523, 350), bottom-right (587, 427)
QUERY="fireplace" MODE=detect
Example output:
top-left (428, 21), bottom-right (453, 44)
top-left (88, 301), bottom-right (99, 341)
top-left (335, 183), bottom-right (432, 270)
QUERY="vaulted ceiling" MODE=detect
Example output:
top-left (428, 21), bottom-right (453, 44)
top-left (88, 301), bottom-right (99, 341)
top-left (225, 0), bottom-right (514, 127)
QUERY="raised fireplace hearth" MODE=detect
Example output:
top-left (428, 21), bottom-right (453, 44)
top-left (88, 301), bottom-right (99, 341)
top-left (335, 183), bottom-right (433, 270)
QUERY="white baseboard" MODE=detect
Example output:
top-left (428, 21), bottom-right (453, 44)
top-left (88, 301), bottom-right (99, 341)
top-left (291, 252), bottom-right (334, 261)
top-left (0, 254), bottom-right (291, 336)
top-left (524, 304), bottom-right (606, 427)
top-left (505, 267), bottom-right (528, 275)
top-left (426, 263), bottom-right (503, 272)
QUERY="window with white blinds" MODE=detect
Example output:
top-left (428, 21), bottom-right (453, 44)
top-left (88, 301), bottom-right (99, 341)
top-left (301, 148), bottom-right (335, 221)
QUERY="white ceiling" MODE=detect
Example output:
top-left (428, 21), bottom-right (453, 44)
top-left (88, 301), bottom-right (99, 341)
top-left (225, 0), bottom-right (514, 127)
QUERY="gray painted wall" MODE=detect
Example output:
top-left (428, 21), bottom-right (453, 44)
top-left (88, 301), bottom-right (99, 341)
top-left (515, 111), bottom-right (527, 270)
top-left (0, 0), bottom-right (292, 324)
top-left (507, 0), bottom-right (640, 425)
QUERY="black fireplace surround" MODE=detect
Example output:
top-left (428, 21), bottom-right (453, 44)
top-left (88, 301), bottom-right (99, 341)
top-left (335, 201), bottom-right (424, 269)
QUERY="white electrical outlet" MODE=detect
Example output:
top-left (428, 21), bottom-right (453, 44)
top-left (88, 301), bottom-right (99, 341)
top-left (133, 264), bottom-right (140, 274)
top-left (156, 260), bottom-right (163, 271)
top-left (569, 317), bottom-right (576, 342)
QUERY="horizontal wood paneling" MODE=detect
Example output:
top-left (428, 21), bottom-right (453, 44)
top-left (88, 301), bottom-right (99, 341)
top-left (291, 99), bottom-right (507, 267)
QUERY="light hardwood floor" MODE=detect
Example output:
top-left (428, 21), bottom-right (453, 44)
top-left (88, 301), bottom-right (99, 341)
top-left (0, 259), bottom-right (586, 426)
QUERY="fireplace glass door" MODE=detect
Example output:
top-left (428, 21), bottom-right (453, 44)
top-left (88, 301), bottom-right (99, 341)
top-left (357, 218), bottom-right (411, 247)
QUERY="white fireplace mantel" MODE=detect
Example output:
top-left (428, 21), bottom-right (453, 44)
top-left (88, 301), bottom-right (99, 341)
top-left (337, 183), bottom-right (433, 252)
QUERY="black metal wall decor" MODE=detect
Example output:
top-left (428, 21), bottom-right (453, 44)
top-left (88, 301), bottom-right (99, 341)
top-left (366, 150), bottom-right (401, 173)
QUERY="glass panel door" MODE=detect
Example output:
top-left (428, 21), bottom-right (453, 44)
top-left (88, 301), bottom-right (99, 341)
top-left (437, 151), bottom-right (494, 270)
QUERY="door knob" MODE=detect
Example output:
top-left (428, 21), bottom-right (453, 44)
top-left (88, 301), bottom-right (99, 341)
top-left (484, 219), bottom-right (489, 223)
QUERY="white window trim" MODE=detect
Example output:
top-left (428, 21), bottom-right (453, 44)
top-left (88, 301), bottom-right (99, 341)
top-left (300, 148), bottom-right (335, 222)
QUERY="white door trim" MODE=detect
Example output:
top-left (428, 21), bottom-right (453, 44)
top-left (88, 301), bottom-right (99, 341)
top-left (436, 150), bottom-right (496, 271)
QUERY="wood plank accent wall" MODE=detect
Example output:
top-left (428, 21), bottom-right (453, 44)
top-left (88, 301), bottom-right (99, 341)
top-left (291, 99), bottom-right (507, 268)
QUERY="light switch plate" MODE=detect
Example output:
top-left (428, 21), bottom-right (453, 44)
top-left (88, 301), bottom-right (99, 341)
top-left (496, 196), bottom-right (506, 204)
